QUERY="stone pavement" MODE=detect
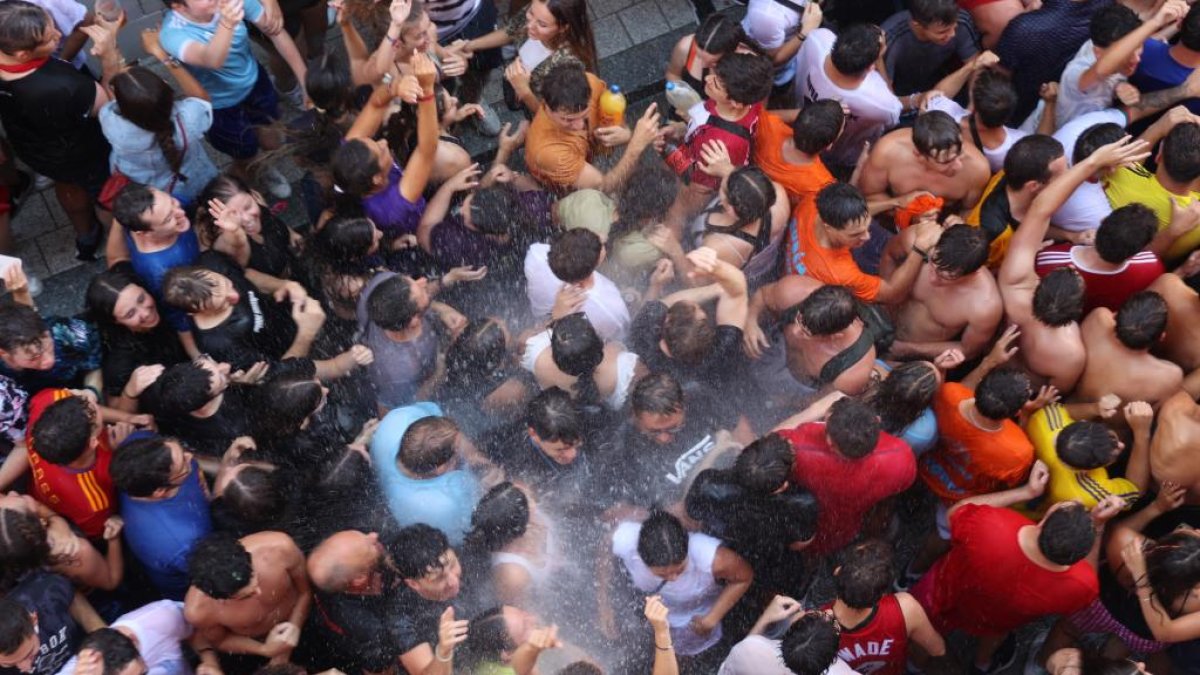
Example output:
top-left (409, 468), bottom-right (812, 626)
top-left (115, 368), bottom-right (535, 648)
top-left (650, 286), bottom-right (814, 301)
top-left (23, 0), bottom-right (719, 314)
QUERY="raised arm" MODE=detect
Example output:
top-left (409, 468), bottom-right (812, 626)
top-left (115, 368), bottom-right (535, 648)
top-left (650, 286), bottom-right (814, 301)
top-left (1082, 0), bottom-right (1186, 92)
top-left (946, 459), bottom-right (1049, 519)
top-left (417, 164), bottom-right (480, 253)
top-left (175, 0), bottom-right (241, 70)
top-left (399, 53), bottom-right (440, 203)
top-left (142, 27), bottom-right (210, 101)
top-left (684, 247), bottom-right (748, 327)
top-left (874, 219), bottom-right (943, 305)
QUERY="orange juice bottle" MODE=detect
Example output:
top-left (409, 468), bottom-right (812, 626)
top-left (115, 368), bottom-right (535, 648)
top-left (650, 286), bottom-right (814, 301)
top-left (598, 85), bottom-right (626, 127)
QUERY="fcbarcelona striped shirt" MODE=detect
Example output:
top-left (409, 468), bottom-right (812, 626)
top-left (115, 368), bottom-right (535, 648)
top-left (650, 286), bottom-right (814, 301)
top-left (1035, 243), bottom-right (1164, 314)
top-left (26, 388), bottom-right (114, 538)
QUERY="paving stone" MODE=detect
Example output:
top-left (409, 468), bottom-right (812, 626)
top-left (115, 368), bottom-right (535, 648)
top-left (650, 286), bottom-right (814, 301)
top-left (593, 15), bottom-right (632, 59)
top-left (657, 0), bottom-right (698, 30)
top-left (11, 194), bottom-right (60, 245)
top-left (618, 2), bottom-right (672, 47)
top-left (11, 238), bottom-right (49, 281)
top-left (37, 226), bottom-right (87, 276)
top-left (591, 0), bottom-right (636, 19)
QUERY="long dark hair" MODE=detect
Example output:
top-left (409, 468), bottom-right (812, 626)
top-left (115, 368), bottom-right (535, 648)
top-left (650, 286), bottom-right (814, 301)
top-left (85, 263), bottom-right (143, 327)
top-left (707, 166), bottom-right (776, 253)
top-left (465, 482), bottom-right (530, 553)
top-left (112, 66), bottom-right (186, 179)
top-left (444, 319), bottom-right (511, 398)
top-left (538, 0), bottom-right (598, 71)
top-left (0, 508), bottom-right (56, 594)
top-left (252, 374), bottom-right (325, 439)
top-left (869, 361), bottom-right (939, 434)
top-left (1145, 530), bottom-right (1200, 618)
top-left (550, 313), bottom-right (604, 410)
top-left (194, 173), bottom-right (264, 247)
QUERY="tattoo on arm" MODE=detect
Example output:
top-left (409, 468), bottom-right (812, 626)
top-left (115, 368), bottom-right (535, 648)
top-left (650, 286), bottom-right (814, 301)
top-left (1129, 82), bottom-right (1194, 117)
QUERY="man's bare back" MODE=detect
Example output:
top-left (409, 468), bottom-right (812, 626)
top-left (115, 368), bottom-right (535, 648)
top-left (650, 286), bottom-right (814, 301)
top-left (1151, 390), bottom-right (1200, 500)
top-left (783, 319), bottom-right (876, 395)
top-left (1149, 273), bottom-right (1200, 371)
top-left (894, 265), bottom-right (1003, 359)
top-left (1074, 308), bottom-right (1183, 405)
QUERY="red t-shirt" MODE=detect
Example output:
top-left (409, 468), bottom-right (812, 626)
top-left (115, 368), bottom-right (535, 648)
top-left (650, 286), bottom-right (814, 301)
top-left (26, 388), bottom-right (115, 538)
top-left (780, 423), bottom-right (916, 554)
top-left (1034, 244), bottom-right (1165, 313)
top-left (919, 504), bottom-right (1098, 636)
top-left (822, 594), bottom-right (909, 675)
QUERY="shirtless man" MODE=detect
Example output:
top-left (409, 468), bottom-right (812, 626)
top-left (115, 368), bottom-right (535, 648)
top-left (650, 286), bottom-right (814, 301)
top-left (778, 284), bottom-right (880, 395)
top-left (1074, 292), bottom-right (1188, 407)
top-left (184, 531), bottom-right (312, 664)
top-left (1147, 258), bottom-right (1200, 371)
top-left (883, 223), bottom-right (1004, 360)
top-left (1151, 390), bottom-right (1200, 499)
top-left (856, 110), bottom-right (992, 220)
top-left (998, 135), bottom-right (1150, 392)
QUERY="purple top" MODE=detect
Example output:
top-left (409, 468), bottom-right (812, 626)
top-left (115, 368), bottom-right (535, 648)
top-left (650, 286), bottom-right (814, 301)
top-left (363, 161), bottom-right (427, 236)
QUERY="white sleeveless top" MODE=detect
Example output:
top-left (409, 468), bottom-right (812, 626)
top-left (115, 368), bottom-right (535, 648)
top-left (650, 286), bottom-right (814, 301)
top-left (521, 330), bottom-right (640, 410)
top-left (611, 521), bottom-right (723, 655)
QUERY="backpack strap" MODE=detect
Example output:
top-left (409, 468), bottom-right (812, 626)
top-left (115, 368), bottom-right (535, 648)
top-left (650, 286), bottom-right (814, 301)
top-left (817, 328), bottom-right (875, 385)
top-left (770, 0), bottom-right (807, 15)
top-left (705, 113), bottom-right (754, 143)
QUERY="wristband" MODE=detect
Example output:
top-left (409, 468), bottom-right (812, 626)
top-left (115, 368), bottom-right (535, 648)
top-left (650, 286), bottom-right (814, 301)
top-left (655, 643), bottom-right (674, 651)
top-left (912, 245), bottom-right (930, 262)
top-left (386, 32), bottom-right (401, 47)
top-left (434, 647), bottom-right (454, 662)
top-left (417, 93), bottom-right (435, 103)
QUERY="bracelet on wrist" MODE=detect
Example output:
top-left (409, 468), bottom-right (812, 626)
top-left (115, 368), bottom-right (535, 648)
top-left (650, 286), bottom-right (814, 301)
top-left (434, 646), bottom-right (454, 662)
top-left (386, 32), bottom-right (401, 46)
top-left (912, 245), bottom-right (930, 262)
top-left (656, 642), bottom-right (674, 651)
top-left (417, 92), bottom-right (435, 102)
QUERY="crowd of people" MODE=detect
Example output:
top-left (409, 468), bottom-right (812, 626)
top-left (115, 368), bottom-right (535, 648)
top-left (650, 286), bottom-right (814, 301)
top-left (0, 0), bottom-right (1199, 672)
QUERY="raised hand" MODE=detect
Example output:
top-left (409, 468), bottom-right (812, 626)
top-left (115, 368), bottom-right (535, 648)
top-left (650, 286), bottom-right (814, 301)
top-left (986, 324), bottom-right (1021, 366)
top-left (1155, 480), bottom-right (1187, 512)
top-left (412, 52), bottom-right (438, 93)
top-left (446, 163), bottom-right (482, 192)
top-left (1026, 459), bottom-right (1050, 497)
top-left (498, 120), bottom-right (529, 153)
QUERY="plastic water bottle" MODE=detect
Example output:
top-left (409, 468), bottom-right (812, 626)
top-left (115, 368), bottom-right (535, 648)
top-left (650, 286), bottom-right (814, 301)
top-left (598, 85), bottom-right (626, 128)
top-left (665, 81), bottom-right (703, 118)
top-left (95, 0), bottom-right (123, 22)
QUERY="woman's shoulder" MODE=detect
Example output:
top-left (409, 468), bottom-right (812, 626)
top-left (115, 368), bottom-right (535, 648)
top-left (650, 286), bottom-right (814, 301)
top-left (174, 97), bottom-right (214, 124)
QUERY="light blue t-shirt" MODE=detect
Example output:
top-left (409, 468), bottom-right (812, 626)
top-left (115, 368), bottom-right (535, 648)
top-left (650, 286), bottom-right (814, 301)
top-left (159, 0), bottom-right (266, 109)
top-left (369, 402), bottom-right (481, 545)
top-left (898, 407), bottom-right (939, 457)
top-left (100, 98), bottom-right (219, 204)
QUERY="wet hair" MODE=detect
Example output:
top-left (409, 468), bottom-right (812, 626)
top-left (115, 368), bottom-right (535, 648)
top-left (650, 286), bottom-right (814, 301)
top-left (711, 52), bottom-right (773, 106)
top-left (831, 24), bottom-right (883, 77)
top-left (527, 387), bottom-right (582, 444)
top-left (1055, 420), bottom-right (1118, 470)
top-left (1144, 529), bottom-right (1200, 617)
top-left (815, 182), bottom-right (869, 230)
top-left (1181, 2), bottom-right (1200, 52)
top-left (550, 313), bottom-right (604, 409)
top-left (112, 67), bottom-right (186, 179)
top-left (471, 184), bottom-right (527, 236)
top-left (313, 216), bottom-right (377, 264)
top-left (835, 539), bottom-right (894, 608)
top-left (913, 110), bottom-right (963, 156)
top-left (1033, 268), bottom-right (1085, 327)
top-left (1073, 123), bottom-right (1126, 166)
top-left (541, 62), bottom-right (592, 113)
top-left (330, 138), bottom-right (379, 206)
top-left (0, 1), bottom-right (48, 54)
top-left (1038, 503), bottom-right (1095, 565)
top-left (444, 319), bottom-right (510, 394)
top-left (1115, 291), bottom-right (1169, 350)
top-left (189, 532), bottom-right (254, 599)
top-left (975, 367), bottom-right (1032, 420)
top-left (933, 224), bottom-right (988, 277)
top-left (1161, 122), bottom-right (1200, 184)
top-left (971, 68), bottom-right (1018, 129)
top-left (910, 0), bottom-right (958, 26)
top-left (294, 52), bottom-right (355, 166)
top-left (616, 153), bottom-right (678, 229)
top-left (548, 229), bottom-right (603, 283)
top-left (111, 182), bottom-right (157, 233)
top-left (195, 174), bottom-right (260, 247)
top-left (799, 285), bottom-right (858, 336)
top-left (1090, 4), bottom-right (1142, 48)
top-left (631, 372), bottom-right (684, 416)
top-left (0, 508), bottom-right (51, 593)
top-left (871, 361), bottom-right (939, 434)
top-left (143, 361), bottom-right (214, 416)
top-left (161, 267), bottom-right (219, 314)
top-left (0, 304), bottom-right (45, 352)
top-left (710, 166), bottom-right (776, 253)
top-left (826, 398), bottom-right (881, 459)
top-left (459, 606), bottom-right (517, 669)
top-left (391, 523), bottom-right (452, 580)
top-left (793, 99), bottom-right (846, 155)
top-left (398, 416), bottom-right (459, 475)
top-left (780, 613), bottom-right (840, 675)
top-left (732, 433), bottom-right (794, 494)
top-left (539, 0), bottom-right (598, 70)
top-left (252, 374), bottom-right (324, 439)
top-left (1095, 204), bottom-right (1156, 264)
top-left (383, 84), bottom-right (450, 173)
top-left (79, 629), bottom-right (141, 675)
top-left (213, 465), bottom-right (286, 535)
top-left (662, 302), bottom-right (715, 366)
top-left (466, 482), bottom-right (529, 553)
top-left (110, 435), bottom-right (176, 497)
top-left (31, 396), bottom-right (94, 465)
top-left (558, 664), bottom-right (603, 675)
top-left (1004, 134), bottom-right (1064, 188)
top-left (0, 598), bottom-right (34, 655)
top-left (693, 12), bottom-right (745, 58)
top-left (637, 509), bottom-right (689, 567)
top-left (366, 275), bottom-right (422, 331)
top-left (85, 264), bottom-right (143, 327)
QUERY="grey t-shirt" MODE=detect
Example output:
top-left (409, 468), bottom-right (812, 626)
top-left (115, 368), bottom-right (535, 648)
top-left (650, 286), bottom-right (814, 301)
top-left (356, 271), bottom-right (441, 410)
top-left (881, 10), bottom-right (981, 97)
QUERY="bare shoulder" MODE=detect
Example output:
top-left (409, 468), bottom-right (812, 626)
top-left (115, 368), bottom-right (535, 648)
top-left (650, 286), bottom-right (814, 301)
top-left (183, 590), bottom-right (215, 625)
top-left (245, 531), bottom-right (303, 561)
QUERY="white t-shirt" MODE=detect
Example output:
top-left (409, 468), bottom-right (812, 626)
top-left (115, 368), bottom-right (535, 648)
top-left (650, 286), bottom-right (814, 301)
top-left (792, 28), bottom-right (902, 168)
top-left (719, 634), bottom-right (862, 675)
top-left (523, 242), bottom-right (631, 342)
top-left (742, 0), bottom-right (806, 85)
top-left (54, 601), bottom-right (193, 675)
top-left (1056, 41), bottom-right (1126, 130)
top-left (926, 94), bottom-right (1027, 173)
top-left (1051, 108), bottom-right (1125, 232)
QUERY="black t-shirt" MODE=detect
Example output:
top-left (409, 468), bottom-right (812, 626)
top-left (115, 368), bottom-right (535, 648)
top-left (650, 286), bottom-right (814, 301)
top-left (193, 251), bottom-right (297, 370)
top-left (0, 60), bottom-right (110, 180)
top-left (247, 213), bottom-right (297, 280)
top-left (500, 435), bottom-right (600, 518)
top-left (392, 587), bottom-right (447, 656)
top-left (602, 418), bottom-right (732, 509)
top-left (0, 571), bottom-right (80, 675)
top-left (686, 469), bottom-right (819, 548)
top-left (305, 586), bottom-right (408, 671)
top-left (153, 385), bottom-right (255, 457)
top-left (100, 322), bottom-right (189, 398)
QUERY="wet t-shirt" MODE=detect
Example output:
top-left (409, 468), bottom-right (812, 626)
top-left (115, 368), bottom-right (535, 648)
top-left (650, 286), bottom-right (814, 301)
top-left (603, 420), bottom-right (740, 509)
top-left (191, 251), bottom-right (297, 370)
top-left (1, 571), bottom-right (79, 675)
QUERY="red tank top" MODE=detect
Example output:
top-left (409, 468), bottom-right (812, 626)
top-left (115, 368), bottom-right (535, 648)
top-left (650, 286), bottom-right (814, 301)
top-left (822, 594), bottom-right (909, 675)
